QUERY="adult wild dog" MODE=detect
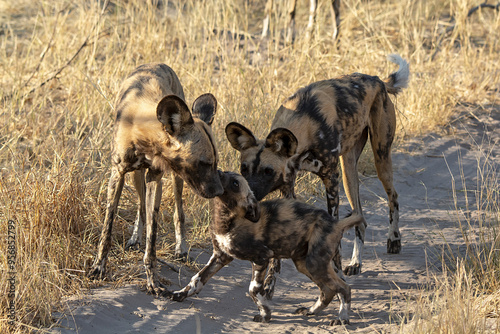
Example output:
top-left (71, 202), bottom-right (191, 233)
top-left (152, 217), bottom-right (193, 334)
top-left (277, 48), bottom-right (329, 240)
top-left (261, 0), bottom-right (341, 42)
top-left (171, 171), bottom-right (365, 325)
top-left (226, 55), bottom-right (409, 280)
top-left (89, 63), bottom-right (223, 296)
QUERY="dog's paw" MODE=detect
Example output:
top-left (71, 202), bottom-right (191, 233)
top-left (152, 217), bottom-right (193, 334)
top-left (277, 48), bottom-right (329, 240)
top-left (171, 292), bottom-right (187, 302)
top-left (295, 307), bottom-right (313, 316)
top-left (330, 318), bottom-right (350, 326)
top-left (387, 238), bottom-right (401, 254)
top-left (343, 263), bottom-right (361, 276)
top-left (253, 314), bottom-right (271, 323)
top-left (175, 252), bottom-right (193, 263)
top-left (146, 282), bottom-right (173, 298)
top-left (87, 264), bottom-right (106, 280)
top-left (125, 239), bottom-right (141, 251)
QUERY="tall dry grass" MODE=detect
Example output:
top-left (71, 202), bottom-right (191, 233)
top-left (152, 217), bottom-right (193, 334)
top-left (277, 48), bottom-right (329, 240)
top-left (0, 0), bottom-right (499, 331)
top-left (397, 131), bottom-right (500, 333)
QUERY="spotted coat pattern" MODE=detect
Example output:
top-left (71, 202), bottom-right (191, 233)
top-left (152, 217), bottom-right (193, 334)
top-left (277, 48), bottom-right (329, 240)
top-left (88, 64), bottom-right (223, 297)
top-left (226, 55), bottom-right (409, 280)
top-left (171, 172), bottom-right (365, 325)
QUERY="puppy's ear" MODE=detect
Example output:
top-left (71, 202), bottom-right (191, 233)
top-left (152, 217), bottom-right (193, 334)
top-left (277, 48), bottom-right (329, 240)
top-left (244, 195), bottom-right (261, 223)
top-left (225, 122), bottom-right (258, 151)
top-left (157, 95), bottom-right (194, 136)
top-left (192, 93), bottom-right (217, 126)
top-left (265, 128), bottom-right (298, 157)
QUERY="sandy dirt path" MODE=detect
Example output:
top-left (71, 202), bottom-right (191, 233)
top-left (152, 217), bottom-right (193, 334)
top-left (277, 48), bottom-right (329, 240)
top-left (50, 106), bottom-right (499, 333)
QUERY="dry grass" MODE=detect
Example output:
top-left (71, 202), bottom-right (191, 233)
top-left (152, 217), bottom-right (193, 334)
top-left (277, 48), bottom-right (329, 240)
top-left (397, 132), bottom-right (500, 333)
top-left (0, 0), bottom-right (499, 332)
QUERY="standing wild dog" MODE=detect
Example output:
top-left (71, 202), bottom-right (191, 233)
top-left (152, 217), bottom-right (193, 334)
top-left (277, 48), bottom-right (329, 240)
top-left (88, 63), bottom-right (223, 296)
top-left (171, 171), bottom-right (365, 325)
top-left (226, 55), bottom-right (409, 282)
top-left (262, 0), bottom-right (341, 42)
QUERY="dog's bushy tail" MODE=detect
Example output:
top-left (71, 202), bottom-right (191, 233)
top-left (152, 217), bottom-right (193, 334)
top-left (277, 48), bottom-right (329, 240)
top-left (385, 54), bottom-right (410, 95)
top-left (335, 214), bottom-right (366, 234)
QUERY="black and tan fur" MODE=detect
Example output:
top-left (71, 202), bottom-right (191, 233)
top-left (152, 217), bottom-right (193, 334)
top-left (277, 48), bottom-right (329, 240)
top-left (88, 63), bottom-right (223, 296)
top-left (171, 171), bottom-right (364, 325)
top-left (262, 0), bottom-right (341, 42)
top-left (226, 55), bottom-right (409, 280)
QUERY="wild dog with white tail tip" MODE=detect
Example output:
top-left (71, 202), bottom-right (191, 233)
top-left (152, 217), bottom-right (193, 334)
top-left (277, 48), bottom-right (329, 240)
top-left (170, 171), bottom-right (365, 325)
top-left (226, 55), bottom-right (409, 285)
top-left (88, 63), bottom-right (223, 296)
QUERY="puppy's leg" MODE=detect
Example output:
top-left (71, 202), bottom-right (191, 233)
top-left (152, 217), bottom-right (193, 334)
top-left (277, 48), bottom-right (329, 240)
top-left (250, 261), bottom-right (272, 323)
top-left (293, 258), bottom-right (335, 316)
top-left (172, 174), bottom-right (188, 260)
top-left (171, 250), bottom-right (233, 302)
top-left (263, 258), bottom-right (281, 300)
top-left (341, 129), bottom-right (368, 276)
top-left (143, 168), bottom-right (169, 297)
top-left (295, 258), bottom-right (351, 325)
top-left (89, 167), bottom-right (125, 279)
top-left (126, 169), bottom-right (146, 249)
top-left (326, 265), bottom-right (351, 325)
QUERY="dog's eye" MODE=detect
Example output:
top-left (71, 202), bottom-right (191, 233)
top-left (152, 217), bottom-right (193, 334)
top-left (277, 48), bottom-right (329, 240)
top-left (199, 161), bottom-right (212, 168)
top-left (241, 163), bottom-right (249, 174)
top-left (264, 167), bottom-right (273, 176)
top-left (232, 180), bottom-right (239, 188)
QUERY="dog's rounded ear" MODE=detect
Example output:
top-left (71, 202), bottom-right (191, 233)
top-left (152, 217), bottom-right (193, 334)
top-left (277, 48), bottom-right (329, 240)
top-left (157, 95), bottom-right (194, 136)
top-left (225, 122), bottom-right (258, 151)
top-left (192, 93), bottom-right (217, 126)
top-left (244, 198), bottom-right (261, 223)
top-left (265, 128), bottom-right (298, 157)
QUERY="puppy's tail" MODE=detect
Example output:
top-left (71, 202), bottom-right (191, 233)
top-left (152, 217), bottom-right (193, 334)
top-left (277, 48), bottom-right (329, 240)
top-left (385, 54), bottom-right (410, 95)
top-left (335, 214), bottom-right (366, 234)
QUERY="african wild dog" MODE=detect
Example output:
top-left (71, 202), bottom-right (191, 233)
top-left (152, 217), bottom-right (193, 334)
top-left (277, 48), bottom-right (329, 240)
top-left (262, 0), bottom-right (341, 42)
top-left (170, 171), bottom-right (364, 325)
top-left (88, 63), bottom-right (223, 296)
top-left (226, 54), bottom-right (409, 282)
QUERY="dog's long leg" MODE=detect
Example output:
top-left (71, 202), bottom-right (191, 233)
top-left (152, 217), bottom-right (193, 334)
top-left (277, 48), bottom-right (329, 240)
top-left (321, 157), bottom-right (341, 218)
top-left (171, 250), bottom-right (233, 302)
top-left (341, 129), bottom-right (368, 276)
top-left (172, 174), bottom-right (188, 259)
top-left (261, 0), bottom-right (273, 39)
top-left (126, 169), bottom-right (146, 249)
top-left (250, 261), bottom-right (272, 323)
top-left (286, 0), bottom-right (298, 43)
top-left (330, 0), bottom-right (341, 40)
top-left (373, 148), bottom-right (400, 254)
top-left (369, 98), bottom-right (401, 254)
top-left (305, 0), bottom-right (318, 41)
top-left (89, 167), bottom-right (125, 279)
top-left (143, 168), bottom-right (169, 297)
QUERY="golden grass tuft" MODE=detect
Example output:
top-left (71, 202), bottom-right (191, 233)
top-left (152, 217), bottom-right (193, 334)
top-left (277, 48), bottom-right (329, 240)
top-left (0, 0), bottom-right (499, 332)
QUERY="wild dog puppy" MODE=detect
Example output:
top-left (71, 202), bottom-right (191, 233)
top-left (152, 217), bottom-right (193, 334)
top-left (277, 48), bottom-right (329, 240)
top-left (170, 171), bottom-right (365, 325)
top-left (88, 63), bottom-right (223, 296)
top-left (261, 0), bottom-right (341, 42)
top-left (226, 55), bottom-right (409, 281)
